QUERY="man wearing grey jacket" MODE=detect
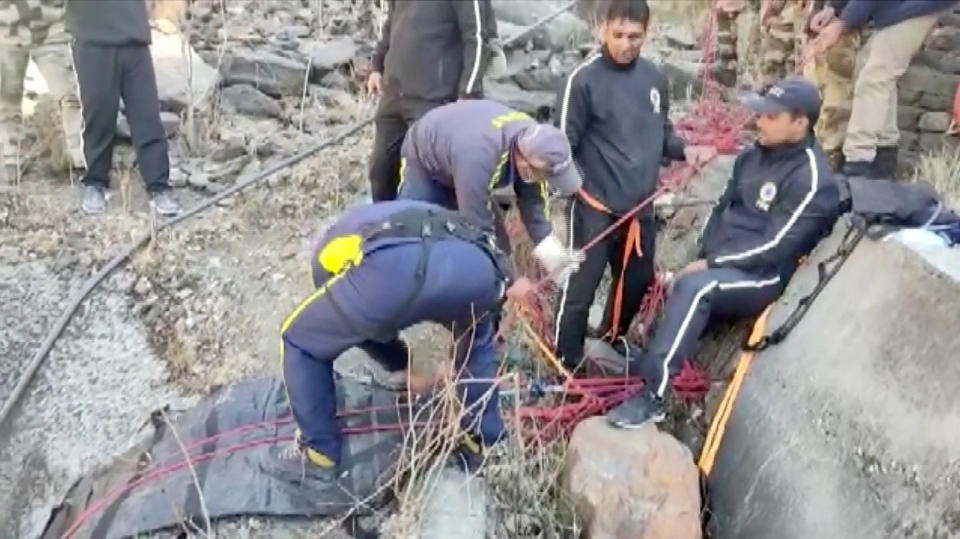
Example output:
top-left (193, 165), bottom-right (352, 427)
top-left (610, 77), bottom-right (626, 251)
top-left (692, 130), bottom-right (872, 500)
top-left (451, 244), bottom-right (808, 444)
top-left (67, 0), bottom-right (179, 216)
top-left (366, 0), bottom-right (496, 202)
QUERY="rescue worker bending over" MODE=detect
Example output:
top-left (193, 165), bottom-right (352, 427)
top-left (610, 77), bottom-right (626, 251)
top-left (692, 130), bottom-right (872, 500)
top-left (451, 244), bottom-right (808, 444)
top-left (608, 77), bottom-right (840, 427)
top-left (398, 99), bottom-right (584, 282)
top-left (276, 200), bottom-right (527, 475)
top-left (553, 0), bottom-right (714, 372)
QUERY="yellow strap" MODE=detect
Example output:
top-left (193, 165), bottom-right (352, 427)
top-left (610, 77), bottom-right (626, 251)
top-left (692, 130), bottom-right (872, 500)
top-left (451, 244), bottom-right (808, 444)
top-left (697, 306), bottom-right (772, 476)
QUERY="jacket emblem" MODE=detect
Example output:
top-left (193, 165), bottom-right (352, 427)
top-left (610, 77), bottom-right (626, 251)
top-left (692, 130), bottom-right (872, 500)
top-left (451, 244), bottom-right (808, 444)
top-left (757, 181), bottom-right (777, 212)
top-left (650, 88), bottom-right (661, 115)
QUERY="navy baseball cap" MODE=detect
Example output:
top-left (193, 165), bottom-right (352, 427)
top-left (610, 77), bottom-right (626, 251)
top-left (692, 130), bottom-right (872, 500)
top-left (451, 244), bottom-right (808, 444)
top-left (517, 124), bottom-right (582, 197)
top-left (740, 76), bottom-right (821, 125)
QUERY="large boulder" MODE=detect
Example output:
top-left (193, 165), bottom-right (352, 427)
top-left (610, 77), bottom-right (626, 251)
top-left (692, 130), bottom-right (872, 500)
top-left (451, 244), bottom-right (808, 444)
top-left (898, 65), bottom-right (960, 111)
top-left (150, 25), bottom-right (218, 113)
top-left (707, 232), bottom-right (960, 538)
top-left (493, 0), bottom-right (590, 51)
top-left (220, 84), bottom-right (284, 119)
top-left (299, 37), bottom-right (359, 79)
top-left (484, 80), bottom-right (554, 120)
top-left (220, 50), bottom-right (308, 97)
top-left (563, 417), bottom-right (702, 539)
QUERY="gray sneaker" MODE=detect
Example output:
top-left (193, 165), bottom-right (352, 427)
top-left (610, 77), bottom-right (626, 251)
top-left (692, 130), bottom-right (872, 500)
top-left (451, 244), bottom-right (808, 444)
top-left (81, 185), bottom-right (107, 215)
top-left (150, 190), bottom-right (181, 216)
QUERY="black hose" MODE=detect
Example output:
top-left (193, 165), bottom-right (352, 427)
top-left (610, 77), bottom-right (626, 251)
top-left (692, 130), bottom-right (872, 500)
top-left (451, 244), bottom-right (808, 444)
top-left (0, 118), bottom-right (372, 430)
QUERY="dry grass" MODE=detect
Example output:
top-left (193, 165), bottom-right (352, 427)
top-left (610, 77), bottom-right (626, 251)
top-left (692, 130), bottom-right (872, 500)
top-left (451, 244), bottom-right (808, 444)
top-left (913, 146), bottom-right (960, 208)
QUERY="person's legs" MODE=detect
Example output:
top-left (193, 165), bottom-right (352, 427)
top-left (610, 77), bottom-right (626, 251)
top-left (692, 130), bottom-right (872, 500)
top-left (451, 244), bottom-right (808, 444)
top-left (608, 267), bottom-right (781, 428)
top-left (369, 94), bottom-right (408, 201)
top-left (843, 13), bottom-right (941, 167)
top-left (0, 45), bottom-right (30, 178)
top-left (601, 217), bottom-right (655, 342)
top-left (812, 32), bottom-right (859, 170)
top-left (554, 199), bottom-right (615, 368)
top-left (640, 268), bottom-right (781, 398)
top-left (32, 28), bottom-right (84, 169)
top-left (72, 41), bottom-right (121, 193)
top-left (118, 45), bottom-right (171, 195)
top-left (714, 2), bottom-right (741, 87)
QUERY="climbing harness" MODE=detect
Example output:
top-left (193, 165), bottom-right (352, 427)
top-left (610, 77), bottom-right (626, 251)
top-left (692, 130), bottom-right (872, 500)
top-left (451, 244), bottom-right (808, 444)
top-left (322, 207), bottom-right (513, 343)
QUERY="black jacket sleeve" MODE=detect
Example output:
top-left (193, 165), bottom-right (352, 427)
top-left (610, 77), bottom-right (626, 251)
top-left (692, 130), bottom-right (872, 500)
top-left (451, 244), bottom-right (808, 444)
top-left (708, 159), bottom-right (837, 271)
top-left (372, 0), bottom-right (393, 73)
top-left (555, 62), bottom-right (592, 154)
top-left (661, 83), bottom-right (686, 161)
top-left (453, 0), bottom-right (489, 98)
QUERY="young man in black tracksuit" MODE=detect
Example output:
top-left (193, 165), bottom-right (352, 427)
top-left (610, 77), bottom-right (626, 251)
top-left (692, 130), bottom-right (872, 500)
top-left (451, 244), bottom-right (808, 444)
top-left (67, 0), bottom-right (179, 216)
top-left (366, 0), bottom-right (496, 202)
top-left (553, 0), bottom-right (713, 371)
top-left (608, 77), bottom-right (840, 427)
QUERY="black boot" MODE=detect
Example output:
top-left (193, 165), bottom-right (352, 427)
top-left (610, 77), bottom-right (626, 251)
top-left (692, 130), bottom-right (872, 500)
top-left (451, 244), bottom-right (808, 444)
top-left (871, 146), bottom-right (898, 179)
top-left (607, 389), bottom-right (666, 428)
top-left (824, 150), bottom-right (844, 173)
top-left (841, 160), bottom-right (872, 178)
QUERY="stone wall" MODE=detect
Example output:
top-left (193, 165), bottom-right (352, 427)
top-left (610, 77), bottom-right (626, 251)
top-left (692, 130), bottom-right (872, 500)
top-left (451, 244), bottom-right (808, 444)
top-left (898, 5), bottom-right (960, 167)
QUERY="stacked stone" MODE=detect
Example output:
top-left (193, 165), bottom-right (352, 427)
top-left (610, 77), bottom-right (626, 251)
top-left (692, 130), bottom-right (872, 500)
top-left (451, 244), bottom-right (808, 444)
top-left (897, 4), bottom-right (960, 166)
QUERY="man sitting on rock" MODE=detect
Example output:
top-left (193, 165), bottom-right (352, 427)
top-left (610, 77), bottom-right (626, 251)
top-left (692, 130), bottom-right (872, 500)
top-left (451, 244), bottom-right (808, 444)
top-left (274, 199), bottom-right (532, 477)
top-left (608, 77), bottom-right (840, 428)
top-left (397, 99), bottom-right (584, 283)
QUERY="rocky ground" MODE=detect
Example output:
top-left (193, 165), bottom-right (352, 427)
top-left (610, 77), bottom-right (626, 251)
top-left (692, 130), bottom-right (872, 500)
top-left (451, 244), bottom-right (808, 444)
top-left (0, 0), bottom-right (903, 537)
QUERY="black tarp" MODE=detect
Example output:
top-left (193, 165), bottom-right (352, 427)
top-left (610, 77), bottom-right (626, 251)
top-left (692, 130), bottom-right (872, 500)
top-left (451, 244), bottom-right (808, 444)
top-left (42, 378), bottom-right (409, 539)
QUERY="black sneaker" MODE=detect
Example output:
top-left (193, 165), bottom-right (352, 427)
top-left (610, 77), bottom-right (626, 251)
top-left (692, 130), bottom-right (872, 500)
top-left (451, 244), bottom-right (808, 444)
top-left (841, 160), bottom-right (872, 179)
top-left (607, 390), bottom-right (666, 429)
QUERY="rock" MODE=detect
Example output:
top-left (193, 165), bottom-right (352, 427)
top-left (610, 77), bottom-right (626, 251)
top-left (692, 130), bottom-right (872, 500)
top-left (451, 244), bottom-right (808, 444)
top-left (918, 132), bottom-right (960, 153)
top-left (898, 65), bottom-right (960, 110)
top-left (899, 131), bottom-right (920, 152)
top-left (0, 245), bottom-right (21, 263)
top-left (420, 467), bottom-right (486, 539)
top-left (169, 167), bottom-right (188, 188)
top-left (563, 417), bottom-right (702, 539)
top-left (918, 111), bottom-right (952, 133)
top-left (897, 105), bottom-right (925, 132)
top-left (492, 0), bottom-right (588, 50)
top-left (320, 69), bottom-right (352, 91)
top-left (210, 142), bottom-right (247, 163)
top-left (220, 50), bottom-right (308, 97)
top-left (160, 112), bottom-right (180, 137)
top-left (925, 25), bottom-right (960, 52)
top-left (914, 50), bottom-right (960, 75)
top-left (133, 277), bottom-right (153, 296)
top-left (484, 80), bottom-right (554, 120)
top-left (220, 84), bottom-right (284, 119)
top-left (151, 28), bottom-right (218, 113)
top-left (188, 172), bottom-right (211, 190)
top-left (113, 270), bottom-right (137, 293)
top-left (512, 66), bottom-right (558, 92)
top-left (663, 26), bottom-right (697, 50)
top-left (300, 37), bottom-right (358, 77)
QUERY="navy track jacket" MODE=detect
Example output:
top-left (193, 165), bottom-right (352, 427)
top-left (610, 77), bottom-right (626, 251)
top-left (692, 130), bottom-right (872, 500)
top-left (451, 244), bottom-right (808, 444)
top-left (700, 136), bottom-right (840, 282)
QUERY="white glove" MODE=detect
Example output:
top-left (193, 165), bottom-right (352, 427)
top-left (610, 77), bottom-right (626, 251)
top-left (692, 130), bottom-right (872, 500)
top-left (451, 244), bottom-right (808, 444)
top-left (533, 234), bottom-right (584, 284)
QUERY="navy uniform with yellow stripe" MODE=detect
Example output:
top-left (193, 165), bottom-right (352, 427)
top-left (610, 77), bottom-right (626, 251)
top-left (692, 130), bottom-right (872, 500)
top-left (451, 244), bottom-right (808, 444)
top-left (396, 99), bottom-right (565, 249)
top-left (281, 200), bottom-right (510, 467)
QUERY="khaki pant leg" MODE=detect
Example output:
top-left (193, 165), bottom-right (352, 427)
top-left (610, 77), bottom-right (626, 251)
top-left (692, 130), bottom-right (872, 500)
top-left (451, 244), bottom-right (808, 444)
top-left (31, 25), bottom-right (84, 168)
top-left (843, 13), bottom-right (941, 162)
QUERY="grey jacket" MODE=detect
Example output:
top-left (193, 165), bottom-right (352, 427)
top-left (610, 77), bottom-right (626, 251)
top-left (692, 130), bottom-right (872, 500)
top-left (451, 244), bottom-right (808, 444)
top-left (400, 99), bottom-right (553, 243)
top-left (373, 0), bottom-right (495, 102)
top-left (66, 0), bottom-right (150, 46)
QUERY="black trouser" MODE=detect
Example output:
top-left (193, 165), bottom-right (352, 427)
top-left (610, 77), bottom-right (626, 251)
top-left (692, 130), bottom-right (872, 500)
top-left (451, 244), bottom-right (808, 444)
top-left (637, 267), bottom-right (783, 398)
top-left (369, 93), bottom-right (447, 201)
top-left (554, 198), bottom-right (656, 365)
top-left (71, 41), bottom-right (169, 193)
